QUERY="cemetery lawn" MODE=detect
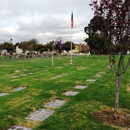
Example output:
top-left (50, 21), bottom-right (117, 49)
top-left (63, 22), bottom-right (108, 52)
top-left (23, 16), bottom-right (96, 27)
top-left (0, 55), bottom-right (130, 130)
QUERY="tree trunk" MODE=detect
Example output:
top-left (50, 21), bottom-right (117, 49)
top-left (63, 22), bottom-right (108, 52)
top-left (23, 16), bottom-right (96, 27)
top-left (113, 74), bottom-right (120, 119)
top-left (52, 53), bottom-right (54, 67)
top-left (113, 55), bottom-right (123, 119)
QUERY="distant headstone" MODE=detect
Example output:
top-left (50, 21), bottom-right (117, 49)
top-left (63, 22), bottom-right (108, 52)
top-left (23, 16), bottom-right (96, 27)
top-left (11, 76), bottom-right (19, 78)
top-left (23, 69), bottom-right (27, 71)
top-left (28, 73), bottom-right (34, 75)
top-left (26, 109), bottom-right (54, 121)
top-left (20, 74), bottom-right (27, 77)
top-left (44, 70), bottom-right (49, 72)
top-left (63, 91), bottom-right (79, 96)
top-left (13, 86), bottom-right (26, 91)
top-left (86, 79), bottom-right (96, 82)
top-left (7, 126), bottom-right (32, 130)
top-left (45, 99), bottom-right (66, 108)
top-left (51, 73), bottom-right (67, 79)
top-left (74, 85), bottom-right (87, 89)
top-left (15, 70), bottom-right (21, 73)
top-left (94, 74), bottom-right (102, 77)
top-left (99, 72), bottom-right (106, 74)
top-left (56, 67), bottom-right (63, 68)
top-left (0, 93), bottom-right (9, 97)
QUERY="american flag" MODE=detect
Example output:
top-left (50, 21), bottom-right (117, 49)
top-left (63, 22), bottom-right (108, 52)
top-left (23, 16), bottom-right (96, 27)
top-left (71, 12), bottom-right (74, 28)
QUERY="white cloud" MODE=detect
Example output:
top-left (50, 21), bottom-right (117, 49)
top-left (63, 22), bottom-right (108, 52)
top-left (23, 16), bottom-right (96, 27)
top-left (0, 0), bottom-right (94, 44)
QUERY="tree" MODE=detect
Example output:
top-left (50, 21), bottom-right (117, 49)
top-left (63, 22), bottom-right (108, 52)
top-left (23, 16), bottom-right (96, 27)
top-left (0, 43), bottom-right (3, 51)
top-left (15, 42), bottom-right (20, 47)
top-left (2, 42), bottom-right (15, 52)
top-left (64, 41), bottom-right (75, 53)
top-left (18, 41), bottom-right (29, 53)
top-left (28, 38), bottom-right (38, 45)
top-left (44, 41), bottom-right (55, 51)
top-left (84, 16), bottom-right (105, 36)
top-left (54, 37), bottom-right (64, 60)
top-left (90, 0), bottom-right (130, 119)
top-left (84, 33), bottom-right (112, 54)
top-left (33, 44), bottom-right (45, 54)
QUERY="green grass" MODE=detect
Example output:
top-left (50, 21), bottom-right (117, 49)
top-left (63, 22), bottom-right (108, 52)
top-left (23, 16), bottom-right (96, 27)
top-left (0, 55), bottom-right (129, 130)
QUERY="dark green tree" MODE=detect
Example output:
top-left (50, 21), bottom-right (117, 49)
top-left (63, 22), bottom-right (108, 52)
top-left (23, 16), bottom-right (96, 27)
top-left (84, 33), bottom-right (112, 54)
top-left (84, 16), bottom-right (105, 36)
top-left (64, 41), bottom-right (75, 53)
top-left (28, 38), bottom-right (38, 45)
top-left (33, 44), bottom-right (45, 54)
top-left (2, 42), bottom-right (15, 52)
top-left (44, 41), bottom-right (55, 51)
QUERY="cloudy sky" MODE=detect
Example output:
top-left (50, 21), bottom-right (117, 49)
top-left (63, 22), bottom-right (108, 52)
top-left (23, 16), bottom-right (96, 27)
top-left (0, 0), bottom-right (94, 44)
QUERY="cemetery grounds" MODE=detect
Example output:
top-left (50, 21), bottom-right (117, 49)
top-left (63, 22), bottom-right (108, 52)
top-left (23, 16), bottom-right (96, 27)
top-left (0, 55), bottom-right (130, 130)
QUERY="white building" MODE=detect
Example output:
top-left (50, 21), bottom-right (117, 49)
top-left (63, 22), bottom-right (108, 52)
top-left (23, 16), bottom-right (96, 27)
top-left (16, 46), bottom-right (23, 54)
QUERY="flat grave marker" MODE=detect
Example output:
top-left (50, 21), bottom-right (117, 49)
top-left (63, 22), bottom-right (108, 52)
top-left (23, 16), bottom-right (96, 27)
top-left (15, 70), bottom-right (21, 73)
top-left (0, 93), bottom-right (9, 97)
top-left (10, 76), bottom-right (19, 78)
top-left (45, 99), bottom-right (66, 108)
top-left (86, 79), bottom-right (96, 82)
top-left (13, 86), bottom-right (26, 91)
top-left (26, 109), bottom-right (54, 121)
top-left (23, 69), bottom-right (27, 71)
top-left (44, 70), bottom-right (49, 72)
top-left (99, 71), bottom-right (106, 74)
top-left (56, 66), bottom-right (63, 69)
top-left (7, 126), bottom-right (32, 130)
top-left (50, 73), bottom-right (67, 79)
top-left (28, 73), bottom-right (34, 75)
top-left (74, 85), bottom-right (88, 89)
top-left (94, 74), bottom-right (102, 77)
top-left (20, 74), bottom-right (27, 77)
top-left (63, 91), bottom-right (79, 96)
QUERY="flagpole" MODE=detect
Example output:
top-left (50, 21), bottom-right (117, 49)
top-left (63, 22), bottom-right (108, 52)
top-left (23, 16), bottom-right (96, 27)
top-left (70, 11), bottom-right (73, 64)
top-left (70, 28), bottom-right (72, 64)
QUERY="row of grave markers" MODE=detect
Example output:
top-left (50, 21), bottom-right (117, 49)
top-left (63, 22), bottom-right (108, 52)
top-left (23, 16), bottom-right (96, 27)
top-left (0, 86), bottom-right (27, 97)
top-left (0, 67), bottom-right (50, 97)
top-left (0, 69), bottom-right (34, 97)
top-left (7, 85), bottom-right (88, 130)
top-left (7, 71), bottom-right (106, 130)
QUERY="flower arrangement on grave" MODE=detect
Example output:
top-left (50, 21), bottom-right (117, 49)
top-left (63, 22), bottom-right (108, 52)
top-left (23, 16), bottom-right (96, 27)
top-left (77, 66), bottom-right (84, 70)
top-left (81, 60), bottom-right (84, 63)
